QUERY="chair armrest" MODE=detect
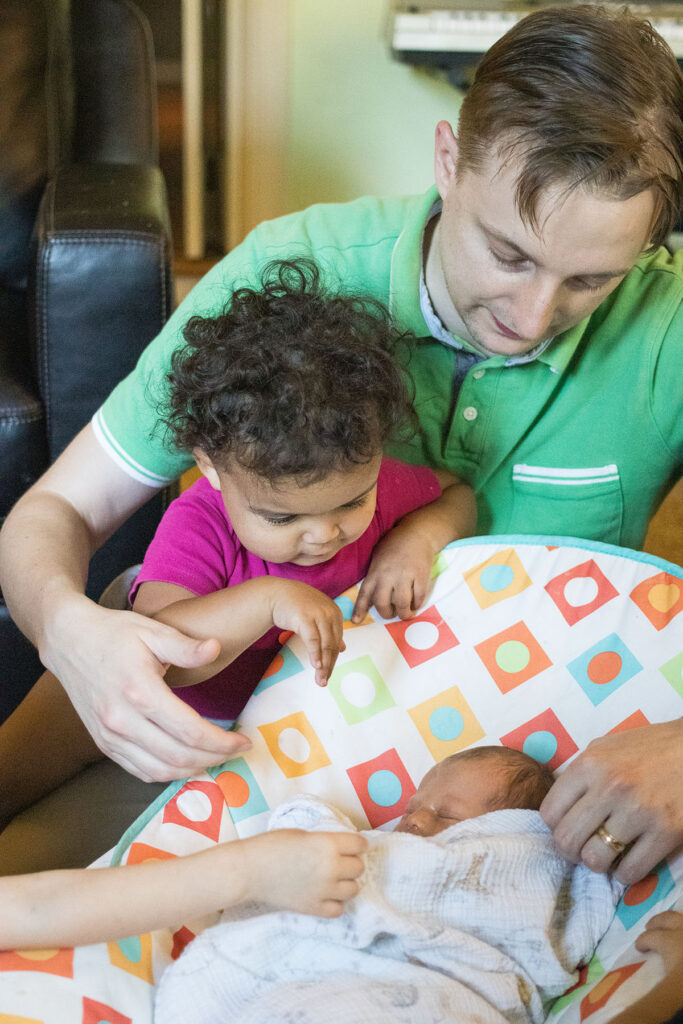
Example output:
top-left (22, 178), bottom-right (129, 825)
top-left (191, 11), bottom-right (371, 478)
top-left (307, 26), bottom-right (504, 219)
top-left (28, 161), bottom-right (174, 603)
top-left (30, 161), bottom-right (173, 461)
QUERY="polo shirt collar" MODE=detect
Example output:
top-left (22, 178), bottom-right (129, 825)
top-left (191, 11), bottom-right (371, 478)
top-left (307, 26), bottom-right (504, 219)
top-left (389, 185), bottom-right (590, 374)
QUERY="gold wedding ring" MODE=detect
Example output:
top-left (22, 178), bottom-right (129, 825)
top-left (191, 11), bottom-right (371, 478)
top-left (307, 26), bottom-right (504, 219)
top-left (594, 823), bottom-right (627, 856)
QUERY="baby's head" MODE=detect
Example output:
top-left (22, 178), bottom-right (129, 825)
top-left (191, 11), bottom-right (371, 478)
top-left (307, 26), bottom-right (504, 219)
top-left (160, 258), bottom-right (415, 566)
top-left (395, 745), bottom-right (554, 837)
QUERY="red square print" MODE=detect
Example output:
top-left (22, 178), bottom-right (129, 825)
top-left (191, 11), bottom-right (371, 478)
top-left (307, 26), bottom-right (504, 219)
top-left (545, 559), bottom-right (618, 626)
top-left (500, 708), bottom-right (578, 771)
top-left (163, 780), bottom-right (225, 841)
top-left (385, 605), bottom-right (458, 668)
top-left (83, 997), bottom-right (133, 1024)
top-left (475, 621), bottom-right (552, 693)
top-left (347, 748), bottom-right (417, 828)
top-left (579, 963), bottom-right (644, 1019)
top-left (630, 572), bottom-right (683, 630)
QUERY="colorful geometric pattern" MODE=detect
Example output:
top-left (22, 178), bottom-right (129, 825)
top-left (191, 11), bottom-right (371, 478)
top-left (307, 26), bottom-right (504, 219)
top-left (659, 650), bottom-right (683, 698)
top-left (475, 621), bottom-right (552, 693)
top-left (463, 547), bottom-right (532, 609)
top-left (106, 933), bottom-right (154, 984)
top-left (253, 645), bottom-right (304, 694)
top-left (408, 685), bottom-right (484, 761)
top-left (545, 559), bottom-right (619, 626)
top-left (328, 654), bottom-right (395, 724)
top-left (630, 571), bottom-right (683, 630)
top-left (162, 780), bottom-right (225, 841)
top-left (209, 758), bottom-right (269, 823)
top-left (615, 862), bottom-right (675, 930)
top-left (346, 748), bottom-right (416, 828)
top-left (567, 634), bottom-right (642, 707)
top-left (500, 708), bottom-right (579, 771)
top-left (258, 711), bottom-right (331, 778)
top-left (2, 537), bottom-right (681, 1024)
top-left (579, 963), bottom-right (644, 1019)
top-left (385, 604), bottom-right (458, 668)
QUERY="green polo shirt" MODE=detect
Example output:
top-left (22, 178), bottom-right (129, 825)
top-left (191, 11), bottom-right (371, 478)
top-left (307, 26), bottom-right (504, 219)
top-left (95, 188), bottom-right (682, 550)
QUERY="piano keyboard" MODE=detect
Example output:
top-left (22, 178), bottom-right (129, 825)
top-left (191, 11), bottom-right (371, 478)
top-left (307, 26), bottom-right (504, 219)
top-left (390, 2), bottom-right (683, 58)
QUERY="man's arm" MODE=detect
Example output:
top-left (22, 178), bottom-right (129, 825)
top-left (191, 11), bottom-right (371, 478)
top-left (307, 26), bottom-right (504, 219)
top-left (540, 719), bottom-right (683, 884)
top-left (0, 424), bottom-right (250, 781)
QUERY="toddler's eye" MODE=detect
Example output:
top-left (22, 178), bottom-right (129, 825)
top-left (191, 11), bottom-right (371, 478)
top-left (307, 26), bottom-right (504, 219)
top-left (262, 514), bottom-right (297, 526)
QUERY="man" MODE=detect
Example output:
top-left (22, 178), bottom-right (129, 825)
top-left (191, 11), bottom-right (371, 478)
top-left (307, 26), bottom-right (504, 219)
top-left (1, 5), bottom-right (681, 880)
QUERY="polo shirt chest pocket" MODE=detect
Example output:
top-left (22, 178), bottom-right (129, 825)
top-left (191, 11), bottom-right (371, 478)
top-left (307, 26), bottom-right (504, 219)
top-left (510, 464), bottom-right (624, 543)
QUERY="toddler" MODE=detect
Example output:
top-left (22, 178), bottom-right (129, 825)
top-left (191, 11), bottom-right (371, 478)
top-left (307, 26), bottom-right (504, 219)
top-left (132, 257), bottom-right (474, 723)
top-left (0, 258), bottom-right (475, 827)
top-left (155, 746), bottom-right (623, 1024)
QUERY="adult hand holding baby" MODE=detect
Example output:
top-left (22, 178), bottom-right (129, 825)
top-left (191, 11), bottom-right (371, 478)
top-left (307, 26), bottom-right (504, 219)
top-left (541, 719), bottom-right (683, 884)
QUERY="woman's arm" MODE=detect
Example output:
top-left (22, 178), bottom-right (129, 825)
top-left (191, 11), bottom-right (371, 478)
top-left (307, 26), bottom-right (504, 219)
top-left (0, 828), bottom-right (367, 950)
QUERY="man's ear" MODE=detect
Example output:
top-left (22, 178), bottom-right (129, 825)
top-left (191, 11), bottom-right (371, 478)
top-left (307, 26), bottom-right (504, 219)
top-left (193, 448), bottom-right (222, 490)
top-left (434, 120), bottom-right (460, 200)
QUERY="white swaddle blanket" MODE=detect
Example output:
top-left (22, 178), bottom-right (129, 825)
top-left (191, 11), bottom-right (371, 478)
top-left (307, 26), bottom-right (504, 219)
top-left (155, 795), bottom-right (621, 1024)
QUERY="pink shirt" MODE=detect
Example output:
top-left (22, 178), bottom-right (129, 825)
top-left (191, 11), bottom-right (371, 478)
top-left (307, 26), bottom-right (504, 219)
top-left (132, 458), bottom-right (441, 719)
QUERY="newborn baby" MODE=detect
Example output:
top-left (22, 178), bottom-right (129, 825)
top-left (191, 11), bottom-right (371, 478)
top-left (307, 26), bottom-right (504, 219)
top-left (155, 747), bottom-right (621, 1024)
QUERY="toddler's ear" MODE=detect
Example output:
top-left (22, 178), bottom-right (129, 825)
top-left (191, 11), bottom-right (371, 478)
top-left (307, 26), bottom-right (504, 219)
top-left (193, 448), bottom-right (222, 490)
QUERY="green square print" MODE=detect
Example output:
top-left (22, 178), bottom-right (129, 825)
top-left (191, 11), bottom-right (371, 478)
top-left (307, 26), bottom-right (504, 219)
top-left (660, 651), bottom-right (683, 698)
top-left (328, 655), bottom-right (395, 724)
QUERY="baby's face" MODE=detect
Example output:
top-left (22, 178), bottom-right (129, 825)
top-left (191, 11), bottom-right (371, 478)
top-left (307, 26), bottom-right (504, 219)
top-left (394, 759), bottom-right (501, 837)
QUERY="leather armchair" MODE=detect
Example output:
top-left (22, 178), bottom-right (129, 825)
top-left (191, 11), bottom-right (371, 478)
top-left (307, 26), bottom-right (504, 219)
top-left (0, 0), bottom-right (174, 720)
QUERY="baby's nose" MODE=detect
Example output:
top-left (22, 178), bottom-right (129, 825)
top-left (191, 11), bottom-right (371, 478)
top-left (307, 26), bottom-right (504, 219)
top-left (396, 809), bottom-right (431, 836)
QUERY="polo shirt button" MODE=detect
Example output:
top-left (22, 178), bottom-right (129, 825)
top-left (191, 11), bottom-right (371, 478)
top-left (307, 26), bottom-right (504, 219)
top-left (473, 369), bottom-right (485, 379)
top-left (463, 406), bottom-right (478, 421)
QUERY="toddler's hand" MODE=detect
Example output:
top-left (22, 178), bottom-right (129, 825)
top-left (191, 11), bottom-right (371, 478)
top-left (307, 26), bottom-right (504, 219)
top-left (245, 829), bottom-right (367, 917)
top-left (635, 910), bottom-right (683, 973)
top-left (270, 580), bottom-right (345, 685)
top-left (353, 525), bottom-right (435, 622)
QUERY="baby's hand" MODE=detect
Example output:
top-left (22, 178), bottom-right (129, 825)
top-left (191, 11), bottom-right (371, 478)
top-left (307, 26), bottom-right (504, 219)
top-left (353, 525), bottom-right (435, 622)
top-left (270, 580), bottom-right (345, 685)
top-left (244, 829), bottom-right (367, 917)
top-left (635, 910), bottom-right (683, 973)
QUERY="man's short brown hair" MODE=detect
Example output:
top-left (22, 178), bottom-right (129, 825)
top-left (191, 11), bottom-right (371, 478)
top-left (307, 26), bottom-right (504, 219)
top-left (457, 4), bottom-right (682, 249)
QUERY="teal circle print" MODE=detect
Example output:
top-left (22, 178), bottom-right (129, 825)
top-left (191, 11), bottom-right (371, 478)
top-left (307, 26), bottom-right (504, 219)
top-left (116, 935), bottom-right (142, 963)
top-left (480, 564), bottom-right (515, 592)
top-left (522, 730), bottom-right (558, 764)
top-left (334, 594), bottom-right (355, 621)
top-left (429, 706), bottom-right (465, 742)
top-left (367, 769), bottom-right (403, 807)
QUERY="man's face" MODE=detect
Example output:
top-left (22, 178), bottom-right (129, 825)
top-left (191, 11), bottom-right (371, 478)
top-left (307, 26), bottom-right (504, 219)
top-left (427, 125), bottom-right (656, 356)
top-left (394, 758), bottom-right (502, 837)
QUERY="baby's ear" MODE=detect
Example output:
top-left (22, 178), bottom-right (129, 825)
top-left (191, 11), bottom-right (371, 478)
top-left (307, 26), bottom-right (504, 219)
top-left (193, 448), bottom-right (222, 490)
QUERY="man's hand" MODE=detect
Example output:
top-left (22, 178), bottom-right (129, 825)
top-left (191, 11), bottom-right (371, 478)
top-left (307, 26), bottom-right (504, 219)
top-left (45, 597), bottom-right (252, 781)
top-left (352, 524), bottom-right (436, 622)
top-left (270, 581), bottom-right (345, 685)
top-left (540, 720), bottom-right (683, 884)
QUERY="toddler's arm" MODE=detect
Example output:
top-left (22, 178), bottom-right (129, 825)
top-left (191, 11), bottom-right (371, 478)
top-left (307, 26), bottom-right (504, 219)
top-left (353, 471), bottom-right (476, 621)
top-left (0, 828), bottom-right (366, 950)
top-left (134, 576), bottom-right (345, 687)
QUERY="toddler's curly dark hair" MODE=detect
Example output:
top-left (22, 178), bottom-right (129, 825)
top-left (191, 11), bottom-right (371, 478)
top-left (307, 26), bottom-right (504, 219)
top-left (160, 259), bottom-right (417, 482)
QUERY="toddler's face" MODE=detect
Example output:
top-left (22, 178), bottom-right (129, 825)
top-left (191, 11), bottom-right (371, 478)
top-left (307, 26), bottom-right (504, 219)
top-left (197, 452), bottom-right (381, 566)
top-left (394, 759), bottom-right (502, 837)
